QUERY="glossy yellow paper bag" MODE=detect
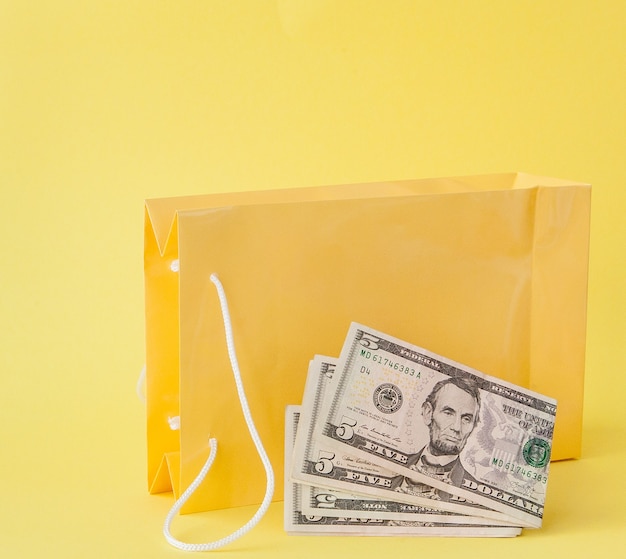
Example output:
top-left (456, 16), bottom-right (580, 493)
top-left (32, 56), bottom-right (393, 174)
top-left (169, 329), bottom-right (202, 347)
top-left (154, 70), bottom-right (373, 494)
top-left (144, 173), bottom-right (590, 514)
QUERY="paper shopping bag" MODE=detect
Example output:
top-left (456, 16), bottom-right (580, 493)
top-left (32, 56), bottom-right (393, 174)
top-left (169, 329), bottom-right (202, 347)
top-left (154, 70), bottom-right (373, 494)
top-left (144, 172), bottom-right (591, 514)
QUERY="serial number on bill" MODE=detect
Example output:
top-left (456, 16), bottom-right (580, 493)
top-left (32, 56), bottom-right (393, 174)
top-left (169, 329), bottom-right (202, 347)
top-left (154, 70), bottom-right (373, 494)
top-left (491, 458), bottom-right (548, 484)
top-left (359, 350), bottom-right (419, 377)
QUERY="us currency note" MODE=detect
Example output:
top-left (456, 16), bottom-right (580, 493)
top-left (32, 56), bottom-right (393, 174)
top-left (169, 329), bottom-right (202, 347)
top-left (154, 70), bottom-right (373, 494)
top-left (285, 405), bottom-right (521, 537)
top-left (319, 323), bottom-right (557, 528)
top-left (291, 356), bottom-right (518, 526)
top-left (300, 483), bottom-right (518, 527)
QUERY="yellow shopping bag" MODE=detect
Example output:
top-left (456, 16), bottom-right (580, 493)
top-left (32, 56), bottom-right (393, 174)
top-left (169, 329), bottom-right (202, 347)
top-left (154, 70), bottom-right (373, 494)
top-left (144, 172), bottom-right (591, 514)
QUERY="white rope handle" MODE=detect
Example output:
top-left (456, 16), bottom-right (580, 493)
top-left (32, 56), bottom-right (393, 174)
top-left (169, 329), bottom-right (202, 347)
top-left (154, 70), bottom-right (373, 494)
top-left (163, 273), bottom-right (275, 552)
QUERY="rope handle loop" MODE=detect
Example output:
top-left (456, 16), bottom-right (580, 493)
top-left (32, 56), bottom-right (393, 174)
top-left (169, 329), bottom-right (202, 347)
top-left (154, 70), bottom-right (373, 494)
top-left (162, 273), bottom-right (275, 552)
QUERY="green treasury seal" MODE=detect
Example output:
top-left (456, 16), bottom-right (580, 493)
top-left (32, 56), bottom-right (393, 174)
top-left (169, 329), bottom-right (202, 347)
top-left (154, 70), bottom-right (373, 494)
top-left (523, 438), bottom-right (551, 468)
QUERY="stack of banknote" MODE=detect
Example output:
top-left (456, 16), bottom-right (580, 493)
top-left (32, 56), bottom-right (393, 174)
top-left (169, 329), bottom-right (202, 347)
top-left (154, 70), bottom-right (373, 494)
top-left (285, 323), bottom-right (557, 537)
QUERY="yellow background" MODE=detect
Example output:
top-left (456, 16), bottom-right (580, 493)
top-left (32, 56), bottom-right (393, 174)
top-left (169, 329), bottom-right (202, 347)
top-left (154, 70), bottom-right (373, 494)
top-left (1, 1), bottom-right (624, 557)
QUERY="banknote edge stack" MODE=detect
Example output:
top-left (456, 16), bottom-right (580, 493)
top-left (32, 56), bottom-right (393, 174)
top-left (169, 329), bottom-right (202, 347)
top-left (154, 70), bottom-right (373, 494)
top-left (284, 322), bottom-right (558, 538)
